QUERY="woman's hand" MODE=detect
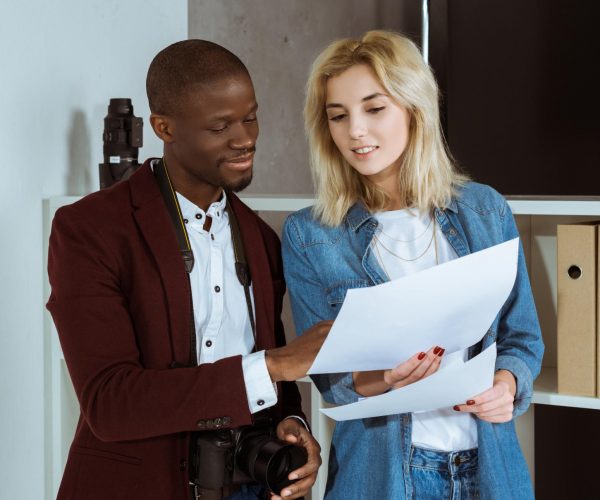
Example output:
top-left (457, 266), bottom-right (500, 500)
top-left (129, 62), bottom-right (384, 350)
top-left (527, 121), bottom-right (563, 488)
top-left (384, 345), bottom-right (445, 389)
top-left (353, 346), bottom-right (445, 397)
top-left (454, 369), bottom-right (516, 423)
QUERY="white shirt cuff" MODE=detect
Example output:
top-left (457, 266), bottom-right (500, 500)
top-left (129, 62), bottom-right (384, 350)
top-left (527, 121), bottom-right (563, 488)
top-left (283, 415), bottom-right (310, 432)
top-left (241, 350), bottom-right (278, 414)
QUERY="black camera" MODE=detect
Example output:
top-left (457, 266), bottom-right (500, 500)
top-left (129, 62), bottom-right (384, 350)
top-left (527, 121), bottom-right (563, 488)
top-left (191, 415), bottom-right (308, 495)
top-left (99, 98), bottom-right (143, 189)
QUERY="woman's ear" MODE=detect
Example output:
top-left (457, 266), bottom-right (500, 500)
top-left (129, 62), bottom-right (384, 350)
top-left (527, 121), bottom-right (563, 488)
top-left (149, 114), bottom-right (175, 143)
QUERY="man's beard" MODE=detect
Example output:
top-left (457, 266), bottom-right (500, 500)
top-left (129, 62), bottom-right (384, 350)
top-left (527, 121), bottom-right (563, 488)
top-left (223, 171), bottom-right (253, 193)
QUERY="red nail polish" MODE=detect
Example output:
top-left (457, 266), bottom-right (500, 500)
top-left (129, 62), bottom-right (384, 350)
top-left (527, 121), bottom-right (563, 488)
top-left (467, 400), bottom-right (475, 406)
top-left (438, 348), bottom-right (445, 357)
top-left (433, 346), bottom-right (441, 355)
top-left (418, 352), bottom-right (426, 360)
top-left (453, 405), bottom-right (460, 411)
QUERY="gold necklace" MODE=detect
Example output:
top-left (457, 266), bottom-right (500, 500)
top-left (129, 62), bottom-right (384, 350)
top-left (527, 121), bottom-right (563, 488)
top-left (372, 221), bottom-right (439, 278)
top-left (377, 214), bottom-right (433, 243)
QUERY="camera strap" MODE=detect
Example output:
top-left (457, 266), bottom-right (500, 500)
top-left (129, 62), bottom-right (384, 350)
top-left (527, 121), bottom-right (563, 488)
top-left (153, 158), bottom-right (257, 346)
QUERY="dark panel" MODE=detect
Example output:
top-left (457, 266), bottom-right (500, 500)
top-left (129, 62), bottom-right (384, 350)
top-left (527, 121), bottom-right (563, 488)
top-left (431, 0), bottom-right (600, 196)
top-left (535, 405), bottom-right (600, 498)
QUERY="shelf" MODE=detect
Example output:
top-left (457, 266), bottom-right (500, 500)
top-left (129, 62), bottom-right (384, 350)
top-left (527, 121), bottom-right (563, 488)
top-left (47, 194), bottom-right (600, 217)
top-left (533, 367), bottom-right (600, 410)
top-left (507, 198), bottom-right (600, 216)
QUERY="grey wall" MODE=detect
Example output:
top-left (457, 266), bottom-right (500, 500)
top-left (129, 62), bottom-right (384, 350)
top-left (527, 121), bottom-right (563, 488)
top-left (189, 0), bottom-right (421, 195)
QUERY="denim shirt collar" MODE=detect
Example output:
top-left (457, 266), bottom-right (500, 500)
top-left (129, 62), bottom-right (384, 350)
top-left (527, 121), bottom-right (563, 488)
top-left (345, 199), bottom-right (459, 232)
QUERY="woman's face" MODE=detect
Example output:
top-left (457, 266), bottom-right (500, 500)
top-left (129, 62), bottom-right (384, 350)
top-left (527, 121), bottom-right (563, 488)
top-left (325, 64), bottom-right (410, 186)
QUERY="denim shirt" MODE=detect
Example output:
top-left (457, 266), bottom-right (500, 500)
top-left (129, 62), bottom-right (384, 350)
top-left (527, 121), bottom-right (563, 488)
top-left (282, 182), bottom-right (543, 500)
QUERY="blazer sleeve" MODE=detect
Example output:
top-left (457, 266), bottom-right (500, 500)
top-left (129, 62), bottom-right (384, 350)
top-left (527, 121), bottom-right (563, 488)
top-left (47, 206), bottom-right (254, 443)
top-left (494, 200), bottom-right (544, 417)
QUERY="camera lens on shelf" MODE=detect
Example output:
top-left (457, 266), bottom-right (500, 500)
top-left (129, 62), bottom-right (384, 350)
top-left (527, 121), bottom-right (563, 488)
top-left (99, 98), bottom-right (143, 189)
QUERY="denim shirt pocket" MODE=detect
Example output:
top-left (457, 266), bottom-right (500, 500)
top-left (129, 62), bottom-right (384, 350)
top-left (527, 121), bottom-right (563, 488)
top-left (325, 279), bottom-right (373, 309)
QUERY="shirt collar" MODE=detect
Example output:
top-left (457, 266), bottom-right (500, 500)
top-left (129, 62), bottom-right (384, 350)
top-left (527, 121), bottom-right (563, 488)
top-left (346, 198), bottom-right (458, 232)
top-left (176, 190), bottom-right (228, 233)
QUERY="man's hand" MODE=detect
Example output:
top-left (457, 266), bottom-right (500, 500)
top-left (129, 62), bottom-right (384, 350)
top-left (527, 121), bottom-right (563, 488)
top-left (270, 418), bottom-right (321, 500)
top-left (453, 369), bottom-right (516, 423)
top-left (265, 321), bottom-right (333, 382)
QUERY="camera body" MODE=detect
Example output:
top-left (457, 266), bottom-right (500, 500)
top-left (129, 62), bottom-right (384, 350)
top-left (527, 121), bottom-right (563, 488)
top-left (191, 415), bottom-right (307, 495)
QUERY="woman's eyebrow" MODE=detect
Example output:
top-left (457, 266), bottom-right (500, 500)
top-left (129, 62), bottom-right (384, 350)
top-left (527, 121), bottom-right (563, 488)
top-left (326, 92), bottom-right (388, 109)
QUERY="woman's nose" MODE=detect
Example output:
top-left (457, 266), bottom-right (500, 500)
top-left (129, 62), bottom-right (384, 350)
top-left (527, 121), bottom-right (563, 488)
top-left (348, 117), bottom-right (367, 140)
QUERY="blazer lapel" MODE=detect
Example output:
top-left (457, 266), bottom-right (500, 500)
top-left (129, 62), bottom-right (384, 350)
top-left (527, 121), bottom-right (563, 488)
top-left (228, 194), bottom-right (276, 351)
top-left (129, 161), bottom-right (192, 365)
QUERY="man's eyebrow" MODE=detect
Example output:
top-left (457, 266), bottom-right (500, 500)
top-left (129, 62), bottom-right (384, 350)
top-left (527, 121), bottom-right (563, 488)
top-left (208, 102), bottom-right (258, 121)
top-left (325, 93), bottom-right (388, 109)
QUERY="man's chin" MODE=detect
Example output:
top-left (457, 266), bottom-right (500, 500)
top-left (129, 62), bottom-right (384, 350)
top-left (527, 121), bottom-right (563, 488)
top-left (224, 172), bottom-right (253, 193)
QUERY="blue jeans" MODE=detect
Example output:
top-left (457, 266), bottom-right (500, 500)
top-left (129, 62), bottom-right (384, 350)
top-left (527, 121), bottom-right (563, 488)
top-left (225, 483), bottom-right (267, 500)
top-left (409, 446), bottom-right (479, 500)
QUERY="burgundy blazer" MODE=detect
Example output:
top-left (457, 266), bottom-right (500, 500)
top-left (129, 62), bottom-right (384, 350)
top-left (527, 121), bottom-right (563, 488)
top-left (47, 160), bottom-right (304, 499)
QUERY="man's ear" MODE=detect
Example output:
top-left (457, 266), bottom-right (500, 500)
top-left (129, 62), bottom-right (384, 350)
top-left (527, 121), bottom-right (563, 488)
top-left (150, 114), bottom-right (175, 143)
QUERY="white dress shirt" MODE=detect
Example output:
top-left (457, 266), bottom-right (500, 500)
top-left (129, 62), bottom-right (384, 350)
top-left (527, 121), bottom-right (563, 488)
top-left (177, 191), bottom-right (277, 414)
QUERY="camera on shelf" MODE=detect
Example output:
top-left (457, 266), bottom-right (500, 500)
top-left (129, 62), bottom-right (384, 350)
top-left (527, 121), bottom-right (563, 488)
top-left (99, 98), bottom-right (143, 189)
top-left (191, 412), bottom-right (307, 495)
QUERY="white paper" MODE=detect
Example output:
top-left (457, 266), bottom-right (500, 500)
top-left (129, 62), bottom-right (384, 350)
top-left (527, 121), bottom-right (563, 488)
top-left (308, 238), bottom-right (518, 374)
top-left (321, 343), bottom-right (497, 421)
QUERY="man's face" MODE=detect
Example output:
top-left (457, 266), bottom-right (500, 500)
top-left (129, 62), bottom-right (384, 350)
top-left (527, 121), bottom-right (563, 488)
top-left (162, 73), bottom-right (259, 195)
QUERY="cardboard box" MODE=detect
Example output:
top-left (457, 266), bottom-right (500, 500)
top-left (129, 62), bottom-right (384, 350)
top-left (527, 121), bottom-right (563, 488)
top-left (557, 223), bottom-right (598, 397)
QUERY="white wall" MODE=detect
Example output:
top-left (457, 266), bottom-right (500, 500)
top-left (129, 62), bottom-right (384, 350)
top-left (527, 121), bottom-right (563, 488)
top-left (0, 2), bottom-right (187, 498)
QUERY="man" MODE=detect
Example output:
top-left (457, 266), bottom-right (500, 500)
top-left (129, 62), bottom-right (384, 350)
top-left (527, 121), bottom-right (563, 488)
top-left (47, 40), bottom-right (330, 500)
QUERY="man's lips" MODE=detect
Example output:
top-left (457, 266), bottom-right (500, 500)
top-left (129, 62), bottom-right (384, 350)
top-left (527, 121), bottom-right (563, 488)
top-left (221, 152), bottom-right (255, 169)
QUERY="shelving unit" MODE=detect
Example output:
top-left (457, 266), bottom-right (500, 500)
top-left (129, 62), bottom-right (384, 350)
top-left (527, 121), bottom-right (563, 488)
top-left (44, 195), bottom-right (600, 499)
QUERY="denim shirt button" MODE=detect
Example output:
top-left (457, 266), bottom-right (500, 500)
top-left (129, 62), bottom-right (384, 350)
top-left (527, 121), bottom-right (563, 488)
top-left (449, 228), bottom-right (457, 236)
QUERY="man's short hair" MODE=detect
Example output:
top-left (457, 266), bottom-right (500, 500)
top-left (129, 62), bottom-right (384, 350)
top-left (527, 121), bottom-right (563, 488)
top-left (146, 39), bottom-right (250, 115)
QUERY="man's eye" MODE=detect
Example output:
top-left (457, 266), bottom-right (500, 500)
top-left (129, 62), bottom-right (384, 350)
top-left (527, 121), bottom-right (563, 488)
top-left (210, 125), bottom-right (228, 133)
top-left (368, 107), bottom-right (386, 114)
top-left (244, 115), bottom-right (257, 123)
top-left (328, 114), bottom-right (346, 122)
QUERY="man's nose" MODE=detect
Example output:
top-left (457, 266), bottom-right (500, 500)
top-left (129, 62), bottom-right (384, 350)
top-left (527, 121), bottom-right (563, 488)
top-left (230, 122), bottom-right (257, 150)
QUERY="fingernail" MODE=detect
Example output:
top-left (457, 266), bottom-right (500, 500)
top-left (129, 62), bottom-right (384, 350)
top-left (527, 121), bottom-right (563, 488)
top-left (289, 473), bottom-right (298, 480)
top-left (453, 405), bottom-right (460, 411)
top-left (418, 352), bottom-right (426, 360)
top-left (433, 346), bottom-right (441, 355)
top-left (282, 490), bottom-right (291, 497)
top-left (437, 348), bottom-right (445, 357)
top-left (467, 399), bottom-right (475, 406)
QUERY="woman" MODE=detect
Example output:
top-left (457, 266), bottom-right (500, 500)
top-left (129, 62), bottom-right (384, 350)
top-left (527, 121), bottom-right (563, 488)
top-left (281, 31), bottom-right (543, 499)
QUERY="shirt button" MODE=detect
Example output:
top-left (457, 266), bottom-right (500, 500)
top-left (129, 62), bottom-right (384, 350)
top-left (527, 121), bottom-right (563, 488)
top-left (257, 399), bottom-right (265, 406)
top-left (214, 285), bottom-right (221, 293)
top-left (211, 234), bottom-right (215, 241)
top-left (195, 213), bottom-right (202, 220)
top-left (205, 340), bottom-right (212, 347)
top-left (183, 218), bottom-right (188, 224)
top-left (449, 228), bottom-right (457, 236)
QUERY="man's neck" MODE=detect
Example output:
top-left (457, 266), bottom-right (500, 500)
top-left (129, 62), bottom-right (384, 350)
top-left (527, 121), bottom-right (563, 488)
top-left (162, 154), bottom-right (223, 212)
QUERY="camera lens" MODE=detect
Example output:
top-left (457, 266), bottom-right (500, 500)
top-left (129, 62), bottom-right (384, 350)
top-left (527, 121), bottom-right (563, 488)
top-left (236, 433), bottom-right (308, 494)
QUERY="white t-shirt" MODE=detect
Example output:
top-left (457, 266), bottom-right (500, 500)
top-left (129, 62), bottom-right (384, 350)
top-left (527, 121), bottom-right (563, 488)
top-left (372, 208), bottom-right (478, 452)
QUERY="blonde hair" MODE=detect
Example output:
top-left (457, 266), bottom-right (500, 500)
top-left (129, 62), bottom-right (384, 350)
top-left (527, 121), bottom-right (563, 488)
top-left (304, 30), bottom-right (468, 226)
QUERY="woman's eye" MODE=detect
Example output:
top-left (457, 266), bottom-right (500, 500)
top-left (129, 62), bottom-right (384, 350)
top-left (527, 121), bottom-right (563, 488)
top-left (328, 114), bottom-right (346, 122)
top-left (368, 106), bottom-right (386, 114)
